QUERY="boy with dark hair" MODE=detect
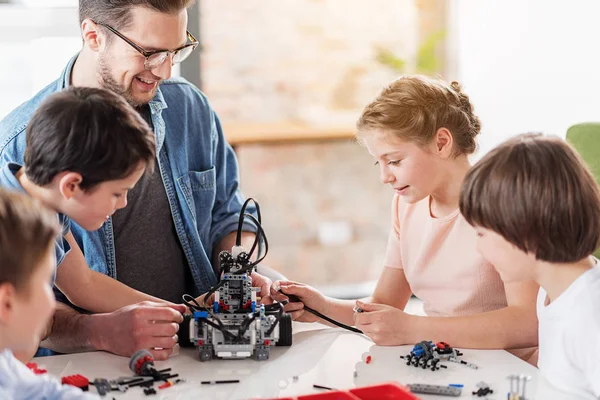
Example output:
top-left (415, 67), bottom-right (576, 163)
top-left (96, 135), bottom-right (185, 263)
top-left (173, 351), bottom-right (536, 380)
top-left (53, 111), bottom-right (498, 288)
top-left (460, 133), bottom-right (600, 399)
top-left (0, 87), bottom-right (186, 357)
top-left (0, 189), bottom-right (98, 398)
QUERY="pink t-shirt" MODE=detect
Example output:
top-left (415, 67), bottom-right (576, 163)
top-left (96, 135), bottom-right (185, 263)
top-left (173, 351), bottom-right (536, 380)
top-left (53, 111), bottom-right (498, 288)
top-left (384, 193), bottom-right (507, 317)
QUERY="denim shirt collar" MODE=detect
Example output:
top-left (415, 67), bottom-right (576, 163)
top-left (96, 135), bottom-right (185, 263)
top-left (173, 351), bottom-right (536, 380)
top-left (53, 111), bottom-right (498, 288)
top-left (0, 163), bottom-right (26, 194)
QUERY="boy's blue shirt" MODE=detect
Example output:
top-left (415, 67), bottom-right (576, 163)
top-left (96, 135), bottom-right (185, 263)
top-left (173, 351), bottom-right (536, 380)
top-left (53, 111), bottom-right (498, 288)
top-left (0, 54), bottom-right (254, 297)
top-left (0, 163), bottom-right (71, 280)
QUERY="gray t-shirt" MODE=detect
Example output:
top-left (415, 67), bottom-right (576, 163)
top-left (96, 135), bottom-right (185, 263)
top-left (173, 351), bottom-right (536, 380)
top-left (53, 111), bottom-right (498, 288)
top-left (111, 107), bottom-right (196, 304)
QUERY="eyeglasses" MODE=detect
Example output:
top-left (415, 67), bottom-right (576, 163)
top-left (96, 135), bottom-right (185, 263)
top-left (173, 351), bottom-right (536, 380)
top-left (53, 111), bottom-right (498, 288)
top-left (95, 21), bottom-right (198, 70)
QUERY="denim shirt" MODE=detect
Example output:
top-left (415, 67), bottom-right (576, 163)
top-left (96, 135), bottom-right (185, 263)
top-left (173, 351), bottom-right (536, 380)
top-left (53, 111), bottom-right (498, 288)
top-left (0, 163), bottom-right (71, 282)
top-left (0, 54), bottom-right (254, 295)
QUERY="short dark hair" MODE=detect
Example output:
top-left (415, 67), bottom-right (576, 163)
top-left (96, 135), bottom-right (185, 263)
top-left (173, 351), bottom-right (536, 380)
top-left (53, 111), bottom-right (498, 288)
top-left (24, 87), bottom-right (155, 191)
top-left (0, 189), bottom-right (61, 292)
top-left (79, 0), bottom-right (196, 30)
top-left (460, 133), bottom-right (600, 263)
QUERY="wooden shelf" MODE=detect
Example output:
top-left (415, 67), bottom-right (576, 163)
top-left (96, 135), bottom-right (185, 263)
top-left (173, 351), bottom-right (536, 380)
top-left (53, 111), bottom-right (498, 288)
top-left (223, 123), bottom-right (356, 145)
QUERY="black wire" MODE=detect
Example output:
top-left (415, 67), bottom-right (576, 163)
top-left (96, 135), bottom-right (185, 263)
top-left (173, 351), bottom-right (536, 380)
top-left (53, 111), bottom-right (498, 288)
top-left (245, 213), bottom-right (261, 259)
top-left (238, 313), bottom-right (258, 338)
top-left (236, 198), bottom-right (261, 247)
top-left (201, 280), bottom-right (240, 340)
top-left (304, 305), bottom-right (362, 334)
top-left (231, 214), bottom-right (269, 272)
top-left (265, 302), bottom-right (284, 336)
top-left (184, 198), bottom-right (270, 344)
top-left (182, 294), bottom-right (205, 312)
top-left (281, 291), bottom-right (363, 334)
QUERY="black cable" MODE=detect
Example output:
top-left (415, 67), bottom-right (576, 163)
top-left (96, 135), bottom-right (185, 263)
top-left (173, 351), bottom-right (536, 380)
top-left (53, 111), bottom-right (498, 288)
top-left (265, 302), bottom-right (284, 336)
top-left (304, 305), bottom-right (363, 334)
top-left (237, 213), bottom-right (268, 268)
top-left (236, 198), bottom-right (261, 247)
top-left (281, 291), bottom-right (363, 334)
top-left (238, 313), bottom-right (258, 338)
top-left (201, 280), bottom-right (239, 340)
top-left (182, 294), bottom-right (205, 312)
top-left (183, 198), bottom-right (271, 344)
top-left (245, 213), bottom-right (261, 259)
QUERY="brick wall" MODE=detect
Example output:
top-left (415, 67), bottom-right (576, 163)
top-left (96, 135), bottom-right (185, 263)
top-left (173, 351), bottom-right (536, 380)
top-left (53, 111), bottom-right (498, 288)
top-left (200, 0), bottom-right (446, 286)
top-left (237, 140), bottom-right (392, 285)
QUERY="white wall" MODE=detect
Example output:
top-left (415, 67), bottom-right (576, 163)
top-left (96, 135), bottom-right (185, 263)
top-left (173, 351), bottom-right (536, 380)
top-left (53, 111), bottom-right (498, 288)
top-left (0, 4), bottom-right (81, 119)
top-left (0, 3), bottom-right (181, 120)
top-left (452, 0), bottom-right (600, 156)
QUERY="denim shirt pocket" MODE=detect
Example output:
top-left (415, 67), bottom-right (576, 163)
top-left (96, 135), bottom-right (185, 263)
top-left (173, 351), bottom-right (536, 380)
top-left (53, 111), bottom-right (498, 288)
top-left (177, 167), bottom-right (217, 236)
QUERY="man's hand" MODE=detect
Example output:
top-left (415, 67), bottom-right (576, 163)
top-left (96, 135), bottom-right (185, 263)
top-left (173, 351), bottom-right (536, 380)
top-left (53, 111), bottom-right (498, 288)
top-left (353, 300), bottom-right (414, 346)
top-left (92, 301), bottom-right (186, 360)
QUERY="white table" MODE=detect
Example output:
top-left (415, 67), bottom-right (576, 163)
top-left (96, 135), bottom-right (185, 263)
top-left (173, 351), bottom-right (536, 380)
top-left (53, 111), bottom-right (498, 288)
top-left (35, 323), bottom-right (539, 399)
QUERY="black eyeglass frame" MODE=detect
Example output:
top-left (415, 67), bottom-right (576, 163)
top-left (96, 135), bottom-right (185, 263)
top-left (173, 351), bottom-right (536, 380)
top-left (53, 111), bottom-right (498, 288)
top-left (95, 21), bottom-right (199, 70)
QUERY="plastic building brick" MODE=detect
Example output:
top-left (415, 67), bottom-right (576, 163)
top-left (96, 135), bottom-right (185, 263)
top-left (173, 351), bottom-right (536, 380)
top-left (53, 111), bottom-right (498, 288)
top-left (61, 374), bottom-right (90, 391)
top-left (25, 362), bottom-right (47, 375)
top-left (188, 248), bottom-right (293, 361)
top-left (143, 387), bottom-right (157, 396)
top-left (400, 340), bottom-right (477, 371)
top-left (407, 384), bottom-right (462, 397)
top-left (507, 374), bottom-right (532, 400)
top-left (473, 387), bottom-right (493, 397)
top-left (252, 382), bottom-right (418, 400)
top-left (91, 379), bottom-right (112, 396)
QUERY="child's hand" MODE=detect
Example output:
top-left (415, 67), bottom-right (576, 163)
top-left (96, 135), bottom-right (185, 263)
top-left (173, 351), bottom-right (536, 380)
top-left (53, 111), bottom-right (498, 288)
top-left (271, 280), bottom-right (329, 322)
top-left (353, 300), bottom-right (413, 345)
top-left (251, 271), bottom-right (273, 303)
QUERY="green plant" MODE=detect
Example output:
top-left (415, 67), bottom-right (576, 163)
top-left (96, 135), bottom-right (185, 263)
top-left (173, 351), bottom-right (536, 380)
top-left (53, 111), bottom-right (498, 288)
top-left (376, 30), bottom-right (446, 75)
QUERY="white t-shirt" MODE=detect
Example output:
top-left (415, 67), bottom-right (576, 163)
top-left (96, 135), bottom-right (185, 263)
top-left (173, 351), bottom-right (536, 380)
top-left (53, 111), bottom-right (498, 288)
top-left (0, 349), bottom-right (98, 400)
top-left (535, 265), bottom-right (600, 400)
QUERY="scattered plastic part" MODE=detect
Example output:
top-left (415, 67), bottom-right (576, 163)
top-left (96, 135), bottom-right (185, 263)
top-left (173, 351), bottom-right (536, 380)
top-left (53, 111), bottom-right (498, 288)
top-left (143, 387), bottom-right (157, 396)
top-left (25, 362), bottom-right (47, 375)
top-left (253, 382), bottom-right (418, 400)
top-left (407, 384), bottom-right (462, 397)
top-left (91, 379), bottom-right (112, 396)
top-left (400, 340), bottom-right (477, 371)
top-left (61, 374), bottom-right (90, 391)
top-left (507, 374), bottom-right (532, 400)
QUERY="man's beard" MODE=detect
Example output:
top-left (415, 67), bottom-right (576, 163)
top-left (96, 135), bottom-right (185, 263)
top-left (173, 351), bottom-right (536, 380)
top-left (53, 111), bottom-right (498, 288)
top-left (98, 57), bottom-right (150, 108)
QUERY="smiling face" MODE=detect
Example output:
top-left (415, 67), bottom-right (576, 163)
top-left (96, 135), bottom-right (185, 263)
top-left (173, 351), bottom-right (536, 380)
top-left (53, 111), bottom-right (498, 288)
top-left (361, 130), bottom-right (446, 204)
top-left (94, 6), bottom-right (188, 106)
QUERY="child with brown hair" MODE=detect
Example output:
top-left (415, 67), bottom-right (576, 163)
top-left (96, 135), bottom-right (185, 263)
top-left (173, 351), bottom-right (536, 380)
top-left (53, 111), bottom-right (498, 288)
top-left (0, 189), bottom-right (98, 399)
top-left (275, 76), bottom-right (538, 358)
top-left (460, 133), bottom-right (600, 399)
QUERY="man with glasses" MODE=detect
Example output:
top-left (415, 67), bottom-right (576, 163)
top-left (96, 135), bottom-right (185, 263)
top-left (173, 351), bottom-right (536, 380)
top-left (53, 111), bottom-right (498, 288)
top-left (0, 0), bottom-right (269, 361)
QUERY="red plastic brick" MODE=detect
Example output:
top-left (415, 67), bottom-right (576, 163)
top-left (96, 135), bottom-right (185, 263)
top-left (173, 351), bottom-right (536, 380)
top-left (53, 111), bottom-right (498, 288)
top-left (349, 382), bottom-right (418, 400)
top-left (297, 392), bottom-right (360, 400)
top-left (62, 374), bottom-right (90, 391)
